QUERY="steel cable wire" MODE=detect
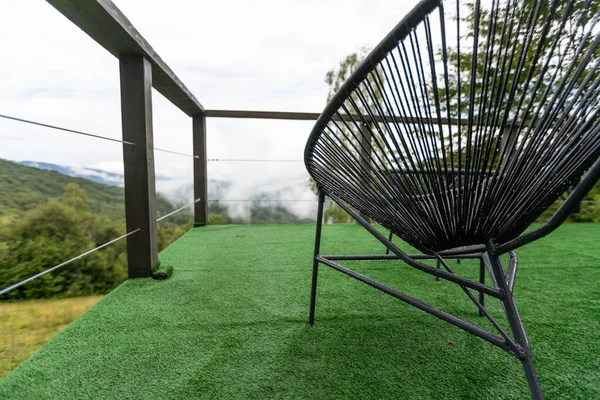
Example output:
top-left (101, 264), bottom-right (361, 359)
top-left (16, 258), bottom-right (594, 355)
top-left (0, 229), bottom-right (140, 296)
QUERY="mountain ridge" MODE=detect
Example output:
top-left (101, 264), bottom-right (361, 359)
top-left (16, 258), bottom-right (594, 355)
top-left (0, 158), bottom-right (181, 221)
top-left (18, 161), bottom-right (173, 187)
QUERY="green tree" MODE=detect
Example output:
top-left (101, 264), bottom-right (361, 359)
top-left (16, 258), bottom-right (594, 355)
top-left (208, 214), bottom-right (225, 225)
top-left (438, 0), bottom-right (600, 220)
top-left (0, 184), bottom-right (127, 299)
top-left (64, 182), bottom-right (89, 212)
top-left (323, 201), bottom-right (354, 223)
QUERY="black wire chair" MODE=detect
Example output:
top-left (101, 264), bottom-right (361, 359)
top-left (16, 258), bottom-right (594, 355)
top-left (304, 0), bottom-right (600, 398)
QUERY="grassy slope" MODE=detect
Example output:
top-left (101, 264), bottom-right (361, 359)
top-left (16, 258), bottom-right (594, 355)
top-left (0, 158), bottom-right (125, 220)
top-left (0, 296), bottom-right (103, 378)
top-left (0, 223), bottom-right (598, 399)
top-left (0, 158), bottom-right (181, 222)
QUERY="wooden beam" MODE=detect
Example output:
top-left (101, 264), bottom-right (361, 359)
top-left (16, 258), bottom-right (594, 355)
top-left (205, 109), bottom-right (321, 121)
top-left (120, 55), bottom-right (158, 278)
top-left (193, 115), bottom-right (208, 226)
top-left (47, 0), bottom-right (204, 117)
top-left (204, 109), bottom-right (529, 128)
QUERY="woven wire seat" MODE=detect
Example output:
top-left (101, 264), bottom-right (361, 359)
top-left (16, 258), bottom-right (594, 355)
top-left (304, 0), bottom-right (600, 398)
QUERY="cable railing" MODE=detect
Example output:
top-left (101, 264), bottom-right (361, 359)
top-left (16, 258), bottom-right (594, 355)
top-left (0, 109), bottom-right (314, 295)
top-left (156, 199), bottom-right (201, 222)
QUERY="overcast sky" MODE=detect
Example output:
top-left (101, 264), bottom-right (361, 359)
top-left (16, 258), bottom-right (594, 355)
top-left (0, 0), bottom-right (420, 211)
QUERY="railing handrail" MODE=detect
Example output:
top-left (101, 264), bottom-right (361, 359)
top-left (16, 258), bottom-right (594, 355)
top-left (204, 109), bottom-right (528, 127)
top-left (47, 0), bottom-right (204, 117)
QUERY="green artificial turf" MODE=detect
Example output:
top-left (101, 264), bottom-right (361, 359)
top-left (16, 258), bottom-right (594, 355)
top-left (0, 223), bottom-right (598, 399)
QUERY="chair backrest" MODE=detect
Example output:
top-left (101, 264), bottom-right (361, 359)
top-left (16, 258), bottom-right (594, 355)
top-left (305, 0), bottom-right (600, 253)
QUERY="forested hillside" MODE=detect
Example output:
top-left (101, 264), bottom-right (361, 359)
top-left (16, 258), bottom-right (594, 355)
top-left (0, 158), bottom-right (182, 221)
top-left (0, 158), bottom-right (125, 220)
top-left (0, 158), bottom-right (314, 299)
top-left (0, 158), bottom-right (192, 299)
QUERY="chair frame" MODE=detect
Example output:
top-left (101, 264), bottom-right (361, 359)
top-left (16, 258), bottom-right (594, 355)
top-left (308, 157), bottom-right (600, 400)
top-left (306, 0), bottom-right (600, 396)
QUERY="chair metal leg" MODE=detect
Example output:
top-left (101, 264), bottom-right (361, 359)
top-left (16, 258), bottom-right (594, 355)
top-left (479, 258), bottom-right (485, 316)
top-left (385, 231), bottom-right (393, 254)
top-left (521, 352), bottom-right (544, 400)
top-left (504, 294), bottom-right (543, 399)
top-left (315, 195), bottom-right (545, 397)
top-left (488, 251), bottom-right (543, 400)
top-left (309, 190), bottom-right (325, 325)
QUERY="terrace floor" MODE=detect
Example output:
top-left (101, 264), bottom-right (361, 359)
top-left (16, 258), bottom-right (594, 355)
top-left (0, 223), bottom-right (599, 399)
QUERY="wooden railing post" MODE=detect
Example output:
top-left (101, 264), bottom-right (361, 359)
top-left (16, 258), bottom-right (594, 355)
top-left (119, 55), bottom-right (158, 278)
top-left (193, 115), bottom-right (208, 226)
